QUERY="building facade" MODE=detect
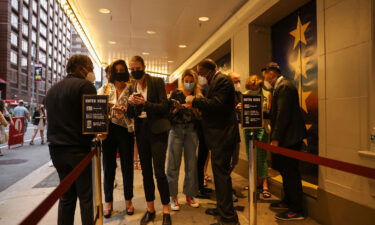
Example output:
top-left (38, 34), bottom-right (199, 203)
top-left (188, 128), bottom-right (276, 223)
top-left (0, 0), bottom-right (72, 104)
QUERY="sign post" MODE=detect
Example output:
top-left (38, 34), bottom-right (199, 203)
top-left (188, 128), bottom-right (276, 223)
top-left (241, 94), bottom-right (264, 225)
top-left (82, 95), bottom-right (108, 225)
top-left (8, 117), bottom-right (25, 149)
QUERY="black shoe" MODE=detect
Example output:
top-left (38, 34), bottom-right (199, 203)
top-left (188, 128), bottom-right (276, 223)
top-left (202, 187), bottom-right (213, 193)
top-left (140, 211), bottom-right (155, 225)
top-left (196, 190), bottom-right (210, 199)
top-left (275, 210), bottom-right (305, 221)
top-left (270, 201), bottom-right (288, 210)
top-left (162, 213), bottom-right (172, 225)
top-left (205, 208), bottom-right (219, 216)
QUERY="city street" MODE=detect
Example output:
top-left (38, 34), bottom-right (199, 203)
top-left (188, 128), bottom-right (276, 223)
top-left (0, 124), bottom-right (49, 192)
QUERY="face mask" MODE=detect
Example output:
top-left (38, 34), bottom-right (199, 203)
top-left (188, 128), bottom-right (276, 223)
top-left (131, 70), bottom-right (144, 80)
top-left (86, 72), bottom-right (96, 83)
top-left (198, 76), bottom-right (207, 86)
top-left (184, 82), bottom-right (195, 90)
top-left (263, 80), bottom-right (273, 91)
top-left (234, 83), bottom-right (241, 92)
top-left (114, 72), bottom-right (129, 82)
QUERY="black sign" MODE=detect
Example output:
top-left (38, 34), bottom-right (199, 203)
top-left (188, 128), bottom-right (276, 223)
top-left (34, 64), bottom-right (43, 81)
top-left (82, 95), bottom-right (109, 134)
top-left (241, 94), bottom-right (263, 129)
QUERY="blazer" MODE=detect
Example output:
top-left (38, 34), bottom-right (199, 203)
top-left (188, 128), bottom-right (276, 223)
top-left (270, 78), bottom-right (307, 148)
top-left (192, 72), bottom-right (240, 150)
top-left (127, 74), bottom-right (171, 134)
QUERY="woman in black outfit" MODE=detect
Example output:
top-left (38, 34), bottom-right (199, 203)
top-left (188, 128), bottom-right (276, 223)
top-left (30, 105), bottom-right (47, 145)
top-left (101, 59), bottom-right (135, 218)
top-left (127, 55), bottom-right (172, 225)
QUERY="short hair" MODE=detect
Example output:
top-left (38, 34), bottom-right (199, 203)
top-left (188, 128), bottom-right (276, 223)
top-left (197, 58), bottom-right (217, 71)
top-left (109, 59), bottom-right (130, 83)
top-left (264, 62), bottom-right (281, 74)
top-left (66, 54), bottom-right (92, 74)
top-left (130, 55), bottom-right (145, 68)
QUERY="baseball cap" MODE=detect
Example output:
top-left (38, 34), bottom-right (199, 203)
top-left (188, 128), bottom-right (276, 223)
top-left (265, 62), bottom-right (281, 74)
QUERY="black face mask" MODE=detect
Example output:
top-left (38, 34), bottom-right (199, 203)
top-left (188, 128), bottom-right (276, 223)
top-left (131, 70), bottom-right (144, 80)
top-left (114, 72), bottom-right (129, 82)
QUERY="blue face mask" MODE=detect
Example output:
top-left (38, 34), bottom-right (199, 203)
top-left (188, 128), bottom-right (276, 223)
top-left (184, 82), bottom-right (195, 90)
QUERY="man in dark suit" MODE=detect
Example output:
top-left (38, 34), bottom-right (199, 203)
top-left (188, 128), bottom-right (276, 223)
top-left (46, 54), bottom-right (97, 225)
top-left (187, 59), bottom-right (240, 225)
top-left (127, 55), bottom-right (171, 225)
top-left (263, 62), bottom-right (307, 221)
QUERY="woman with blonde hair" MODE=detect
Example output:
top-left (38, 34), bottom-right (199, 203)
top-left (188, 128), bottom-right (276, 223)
top-left (166, 69), bottom-right (202, 211)
top-left (243, 74), bottom-right (272, 198)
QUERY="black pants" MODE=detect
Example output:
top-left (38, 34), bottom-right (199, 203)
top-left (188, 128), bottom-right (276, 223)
top-left (49, 146), bottom-right (93, 225)
top-left (102, 122), bottom-right (134, 202)
top-left (135, 118), bottom-right (170, 205)
top-left (211, 144), bottom-right (238, 223)
top-left (275, 142), bottom-right (303, 213)
top-left (197, 127), bottom-right (209, 190)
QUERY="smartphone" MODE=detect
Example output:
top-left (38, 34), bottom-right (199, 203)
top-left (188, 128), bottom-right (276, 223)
top-left (134, 93), bottom-right (142, 97)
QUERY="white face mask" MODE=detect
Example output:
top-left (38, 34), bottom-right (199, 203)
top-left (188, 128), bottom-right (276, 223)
top-left (198, 76), bottom-right (207, 86)
top-left (263, 80), bottom-right (273, 91)
top-left (234, 83), bottom-right (241, 92)
top-left (86, 72), bottom-right (96, 83)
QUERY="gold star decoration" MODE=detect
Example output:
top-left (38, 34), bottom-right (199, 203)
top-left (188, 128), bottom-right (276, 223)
top-left (290, 48), bottom-right (309, 80)
top-left (289, 16), bottom-right (311, 49)
top-left (299, 86), bottom-right (312, 113)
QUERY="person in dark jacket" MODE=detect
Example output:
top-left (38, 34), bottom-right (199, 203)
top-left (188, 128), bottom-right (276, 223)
top-left (264, 62), bottom-right (307, 221)
top-left (187, 58), bottom-right (240, 225)
top-left (46, 54), bottom-right (97, 225)
top-left (127, 55), bottom-right (172, 225)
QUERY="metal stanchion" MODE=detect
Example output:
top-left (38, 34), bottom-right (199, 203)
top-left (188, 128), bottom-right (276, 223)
top-left (94, 141), bottom-right (103, 225)
top-left (248, 132), bottom-right (257, 225)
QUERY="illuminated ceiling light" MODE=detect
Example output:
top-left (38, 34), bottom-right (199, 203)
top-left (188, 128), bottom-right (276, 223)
top-left (198, 17), bottom-right (210, 22)
top-left (99, 8), bottom-right (111, 14)
top-left (108, 41), bottom-right (117, 44)
top-left (146, 30), bottom-right (156, 34)
top-left (142, 52), bottom-right (150, 55)
top-left (178, 44), bottom-right (187, 48)
top-left (167, 60), bottom-right (174, 63)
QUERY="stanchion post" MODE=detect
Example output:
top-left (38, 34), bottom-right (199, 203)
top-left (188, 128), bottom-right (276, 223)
top-left (248, 132), bottom-right (257, 225)
top-left (95, 142), bottom-right (103, 225)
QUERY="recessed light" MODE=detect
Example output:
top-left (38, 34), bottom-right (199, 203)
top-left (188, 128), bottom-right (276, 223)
top-left (198, 17), bottom-right (210, 22)
top-left (146, 30), bottom-right (156, 34)
top-left (142, 52), bottom-right (150, 55)
top-left (108, 41), bottom-right (116, 44)
top-left (178, 44), bottom-right (187, 48)
top-left (167, 60), bottom-right (174, 63)
top-left (99, 8), bottom-right (111, 14)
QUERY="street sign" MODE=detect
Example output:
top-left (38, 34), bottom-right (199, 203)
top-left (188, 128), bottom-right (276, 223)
top-left (34, 64), bottom-right (43, 81)
top-left (241, 94), bottom-right (263, 129)
top-left (82, 95), bottom-right (109, 134)
top-left (8, 117), bottom-right (25, 149)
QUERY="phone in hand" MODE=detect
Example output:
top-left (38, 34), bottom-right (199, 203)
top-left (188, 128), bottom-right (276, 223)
top-left (133, 93), bottom-right (142, 97)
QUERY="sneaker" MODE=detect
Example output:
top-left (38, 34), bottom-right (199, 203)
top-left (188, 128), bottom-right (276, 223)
top-left (270, 201), bottom-right (288, 210)
top-left (48, 160), bottom-right (54, 167)
top-left (186, 196), bottom-right (199, 208)
top-left (170, 197), bottom-right (180, 211)
top-left (275, 210), bottom-right (305, 221)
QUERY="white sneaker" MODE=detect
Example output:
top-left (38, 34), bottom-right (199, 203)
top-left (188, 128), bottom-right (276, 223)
top-left (170, 197), bottom-right (180, 211)
top-left (48, 160), bottom-right (54, 167)
top-left (186, 196), bottom-right (199, 208)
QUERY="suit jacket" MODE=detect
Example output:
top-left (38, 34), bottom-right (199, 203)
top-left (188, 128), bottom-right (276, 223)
top-left (192, 72), bottom-right (240, 150)
top-left (127, 74), bottom-right (171, 134)
top-left (270, 78), bottom-right (307, 147)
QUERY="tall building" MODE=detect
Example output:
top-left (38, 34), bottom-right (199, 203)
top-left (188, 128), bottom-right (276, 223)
top-left (0, 0), bottom-right (72, 104)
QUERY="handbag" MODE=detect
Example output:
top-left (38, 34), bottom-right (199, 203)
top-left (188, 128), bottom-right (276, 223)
top-left (0, 125), bottom-right (8, 144)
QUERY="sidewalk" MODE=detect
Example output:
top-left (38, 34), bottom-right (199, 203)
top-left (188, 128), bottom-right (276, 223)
top-left (0, 159), bottom-right (321, 225)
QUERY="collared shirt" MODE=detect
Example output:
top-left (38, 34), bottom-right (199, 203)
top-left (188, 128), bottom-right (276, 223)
top-left (136, 83), bottom-right (148, 118)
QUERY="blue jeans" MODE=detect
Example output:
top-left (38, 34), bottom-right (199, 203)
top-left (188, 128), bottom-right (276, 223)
top-left (166, 123), bottom-right (199, 198)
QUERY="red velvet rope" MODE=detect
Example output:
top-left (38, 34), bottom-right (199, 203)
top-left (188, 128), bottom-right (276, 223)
top-left (255, 141), bottom-right (375, 180)
top-left (19, 148), bottom-right (98, 225)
